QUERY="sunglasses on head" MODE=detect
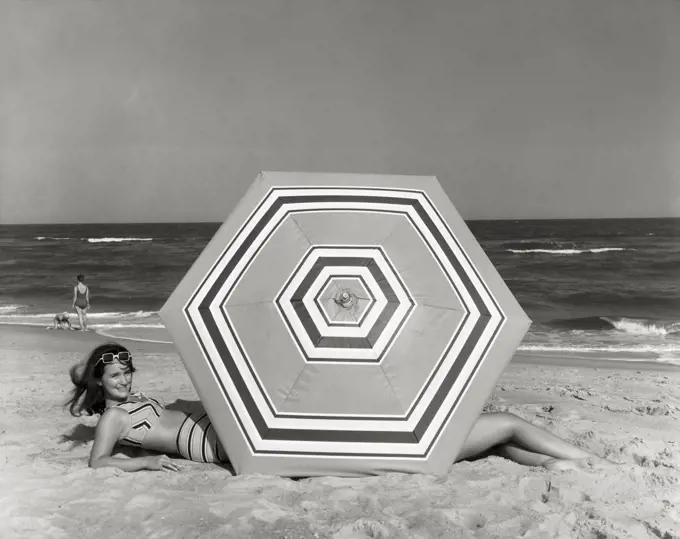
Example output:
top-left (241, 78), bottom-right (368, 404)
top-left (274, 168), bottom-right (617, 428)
top-left (95, 352), bottom-right (132, 367)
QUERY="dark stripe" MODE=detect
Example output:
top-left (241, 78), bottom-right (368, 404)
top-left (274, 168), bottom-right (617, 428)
top-left (148, 396), bottom-right (164, 409)
top-left (264, 427), bottom-right (418, 444)
top-left (202, 313), bottom-right (273, 440)
top-left (413, 318), bottom-right (488, 440)
top-left (291, 299), bottom-right (371, 349)
top-left (289, 257), bottom-right (377, 301)
top-left (186, 413), bottom-right (208, 462)
top-left (366, 260), bottom-right (398, 302)
top-left (282, 253), bottom-right (412, 358)
top-left (132, 420), bottom-right (152, 431)
top-left (176, 414), bottom-right (192, 457)
top-left (185, 187), bottom-right (505, 453)
top-left (214, 433), bottom-right (223, 462)
top-left (201, 417), bottom-right (211, 463)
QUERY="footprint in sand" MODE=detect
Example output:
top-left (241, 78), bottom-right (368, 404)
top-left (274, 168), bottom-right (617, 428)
top-left (334, 518), bottom-right (391, 539)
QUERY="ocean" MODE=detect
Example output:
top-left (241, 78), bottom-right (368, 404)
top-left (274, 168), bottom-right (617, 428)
top-left (1, 219), bottom-right (679, 364)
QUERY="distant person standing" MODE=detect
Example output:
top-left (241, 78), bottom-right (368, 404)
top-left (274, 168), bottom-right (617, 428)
top-left (73, 274), bottom-right (90, 331)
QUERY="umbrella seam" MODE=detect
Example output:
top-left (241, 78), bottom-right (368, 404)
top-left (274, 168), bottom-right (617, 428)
top-left (288, 213), bottom-right (315, 252)
top-left (280, 365), bottom-right (309, 409)
top-left (380, 363), bottom-right (408, 417)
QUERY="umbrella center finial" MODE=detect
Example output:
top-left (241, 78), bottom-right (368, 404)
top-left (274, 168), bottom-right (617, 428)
top-left (335, 290), bottom-right (356, 309)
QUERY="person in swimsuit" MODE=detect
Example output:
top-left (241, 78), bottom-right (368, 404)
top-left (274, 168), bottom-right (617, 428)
top-left (50, 312), bottom-right (73, 330)
top-left (66, 342), bottom-right (226, 472)
top-left (72, 274), bottom-right (90, 331)
top-left (66, 341), bottom-right (614, 473)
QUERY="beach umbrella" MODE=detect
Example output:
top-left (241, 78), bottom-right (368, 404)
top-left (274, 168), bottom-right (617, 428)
top-left (160, 172), bottom-right (531, 477)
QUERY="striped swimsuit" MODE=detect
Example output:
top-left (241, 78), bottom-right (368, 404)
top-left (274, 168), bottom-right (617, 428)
top-left (117, 395), bottom-right (165, 447)
top-left (176, 410), bottom-right (226, 464)
top-left (117, 395), bottom-right (226, 464)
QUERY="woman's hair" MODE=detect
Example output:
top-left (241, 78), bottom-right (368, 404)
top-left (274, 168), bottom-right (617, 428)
top-left (65, 342), bottom-right (136, 417)
top-left (77, 274), bottom-right (85, 283)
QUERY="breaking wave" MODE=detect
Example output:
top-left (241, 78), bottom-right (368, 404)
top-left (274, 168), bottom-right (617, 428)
top-left (87, 237), bottom-right (153, 243)
top-left (0, 304), bottom-right (26, 314)
top-left (508, 247), bottom-right (628, 255)
top-left (0, 309), bottom-right (157, 320)
top-left (34, 236), bottom-right (153, 243)
top-left (35, 236), bottom-right (75, 241)
top-left (544, 316), bottom-right (680, 336)
top-left (501, 240), bottom-right (630, 255)
top-left (518, 342), bottom-right (680, 358)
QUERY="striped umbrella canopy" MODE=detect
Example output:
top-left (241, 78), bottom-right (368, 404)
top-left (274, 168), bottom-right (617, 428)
top-left (160, 172), bottom-right (531, 477)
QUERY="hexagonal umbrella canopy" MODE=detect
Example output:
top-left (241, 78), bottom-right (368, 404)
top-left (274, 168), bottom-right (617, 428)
top-left (160, 172), bottom-right (531, 477)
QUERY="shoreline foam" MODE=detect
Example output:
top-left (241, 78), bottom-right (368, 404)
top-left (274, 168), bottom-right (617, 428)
top-left (2, 321), bottom-right (679, 371)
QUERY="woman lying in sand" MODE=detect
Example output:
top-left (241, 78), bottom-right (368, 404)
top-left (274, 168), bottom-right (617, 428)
top-left (66, 342), bottom-right (613, 473)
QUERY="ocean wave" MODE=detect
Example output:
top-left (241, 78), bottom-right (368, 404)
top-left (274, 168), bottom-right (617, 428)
top-left (544, 316), bottom-right (680, 336)
top-left (97, 323), bottom-right (166, 329)
top-left (0, 310), bottom-right (159, 320)
top-left (0, 304), bottom-right (27, 314)
top-left (34, 236), bottom-right (74, 241)
top-left (87, 237), bottom-right (153, 243)
top-left (518, 343), bottom-right (680, 355)
top-left (501, 240), bottom-right (566, 249)
top-left (508, 247), bottom-right (629, 255)
top-left (34, 236), bottom-right (153, 243)
top-left (656, 355), bottom-right (680, 365)
top-left (603, 317), bottom-right (680, 336)
top-left (87, 311), bottom-right (158, 319)
top-left (95, 326), bottom-right (172, 344)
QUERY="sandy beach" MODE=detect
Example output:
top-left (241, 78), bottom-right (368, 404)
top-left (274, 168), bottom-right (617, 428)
top-left (1, 324), bottom-right (678, 539)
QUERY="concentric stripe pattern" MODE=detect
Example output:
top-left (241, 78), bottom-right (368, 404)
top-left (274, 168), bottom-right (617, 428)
top-left (183, 186), bottom-right (506, 459)
top-left (276, 247), bottom-right (414, 362)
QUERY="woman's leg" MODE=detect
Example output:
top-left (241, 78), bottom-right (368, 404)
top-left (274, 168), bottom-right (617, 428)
top-left (493, 443), bottom-right (556, 467)
top-left (457, 412), bottom-right (603, 466)
top-left (75, 307), bottom-right (85, 330)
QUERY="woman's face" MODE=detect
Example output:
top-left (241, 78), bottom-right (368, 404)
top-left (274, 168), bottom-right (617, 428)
top-left (99, 361), bottom-right (133, 402)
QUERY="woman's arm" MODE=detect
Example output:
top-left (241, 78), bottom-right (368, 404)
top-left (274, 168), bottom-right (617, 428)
top-left (85, 286), bottom-right (90, 308)
top-left (89, 408), bottom-right (178, 472)
top-left (72, 287), bottom-right (77, 308)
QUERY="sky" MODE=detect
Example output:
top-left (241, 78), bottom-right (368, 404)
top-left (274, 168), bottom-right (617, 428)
top-left (2, 0), bottom-right (680, 224)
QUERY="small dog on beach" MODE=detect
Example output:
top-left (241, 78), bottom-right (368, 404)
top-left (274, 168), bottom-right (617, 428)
top-left (49, 312), bottom-right (74, 331)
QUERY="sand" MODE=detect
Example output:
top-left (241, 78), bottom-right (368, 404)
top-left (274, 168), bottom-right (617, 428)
top-left (1, 325), bottom-right (679, 539)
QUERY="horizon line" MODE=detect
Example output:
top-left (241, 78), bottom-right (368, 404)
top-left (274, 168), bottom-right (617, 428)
top-left (2, 215), bottom-right (680, 226)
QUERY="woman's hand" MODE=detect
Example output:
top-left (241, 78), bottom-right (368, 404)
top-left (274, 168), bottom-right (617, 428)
top-left (144, 454), bottom-right (181, 472)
